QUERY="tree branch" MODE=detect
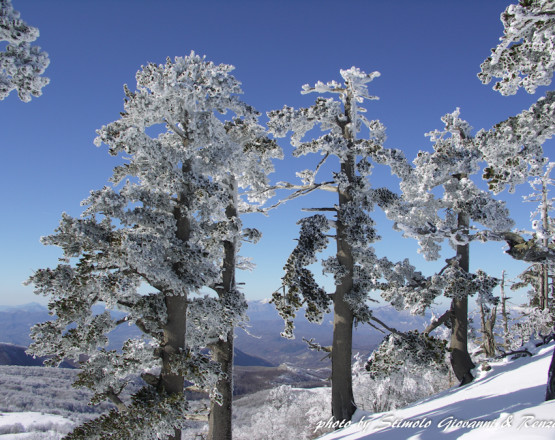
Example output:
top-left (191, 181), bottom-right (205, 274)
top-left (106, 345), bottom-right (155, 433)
top-left (424, 310), bottom-right (453, 335)
top-left (302, 207), bottom-right (338, 212)
top-left (313, 152), bottom-right (330, 178)
top-left (259, 181), bottom-right (338, 212)
top-left (369, 315), bottom-right (406, 338)
top-left (106, 389), bottom-right (127, 412)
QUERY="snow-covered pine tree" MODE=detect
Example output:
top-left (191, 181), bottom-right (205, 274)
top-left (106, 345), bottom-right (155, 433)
top-left (477, 0), bottom-right (555, 401)
top-left (478, 0), bottom-right (554, 96)
top-left (267, 67), bottom-right (429, 423)
top-left (204, 119), bottom-right (281, 440)
top-left (515, 162), bottom-right (555, 310)
top-left (0, 0), bottom-right (48, 101)
top-left (25, 53), bottom-right (280, 440)
top-left (383, 109), bottom-right (512, 384)
top-left (476, 0), bottom-right (555, 198)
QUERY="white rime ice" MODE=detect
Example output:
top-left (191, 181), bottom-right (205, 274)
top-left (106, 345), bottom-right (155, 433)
top-left (479, 0), bottom-right (555, 96)
top-left (267, 67), bottom-right (439, 423)
top-left (25, 52), bottom-right (281, 439)
top-left (381, 109), bottom-right (512, 315)
top-left (477, 0), bottom-right (555, 195)
top-left (0, 0), bottom-right (49, 101)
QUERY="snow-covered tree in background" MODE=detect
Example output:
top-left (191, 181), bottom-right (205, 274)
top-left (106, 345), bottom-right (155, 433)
top-left (267, 68), bottom-right (428, 423)
top-left (383, 109), bottom-right (511, 384)
top-left (478, 0), bottom-right (554, 96)
top-left (234, 386), bottom-right (331, 440)
top-left (508, 164), bottom-right (555, 343)
top-left (0, 0), bottom-right (48, 101)
top-left (25, 53), bottom-right (280, 440)
top-left (352, 331), bottom-right (451, 413)
top-left (515, 162), bottom-right (555, 309)
top-left (477, 0), bottom-right (555, 401)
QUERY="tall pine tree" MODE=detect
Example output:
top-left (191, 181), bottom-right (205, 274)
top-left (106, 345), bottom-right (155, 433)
top-left (267, 67), bottom-right (428, 422)
top-left (26, 53), bottom-right (280, 440)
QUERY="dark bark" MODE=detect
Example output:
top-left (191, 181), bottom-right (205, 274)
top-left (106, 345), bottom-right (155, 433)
top-left (541, 177), bottom-right (550, 309)
top-left (546, 348), bottom-right (555, 401)
top-left (424, 310), bottom-right (453, 335)
top-left (331, 283), bottom-right (356, 423)
top-left (450, 210), bottom-right (475, 385)
top-left (331, 156), bottom-right (356, 424)
top-left (160, 295), bottom-right (187, 440)
top-left (500, 231), bottom-right (555, 263)
top-left (500, 270), bottom-right (511, 351)
top-left (208, 176), bottom-right (238, 440)
top-left (208, 330), bottom-right (234, 440)
top-left (160, 165), bottom-right (192, 440)
top-left (480, 303), bottom-right (497, 358)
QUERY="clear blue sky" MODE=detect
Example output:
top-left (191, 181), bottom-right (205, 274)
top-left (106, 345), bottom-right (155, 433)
top-left (0, 0), bottom-right (551, 308)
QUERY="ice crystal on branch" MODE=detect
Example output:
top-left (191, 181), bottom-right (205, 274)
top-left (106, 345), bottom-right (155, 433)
top-left (479, 0), bottom-right (555, 95)
top-left (26, 52), bottom-right (280, 439)
top-left (0, 0), bottom-right (49, 101)
top-left (476, 92), bottom-right (554, 193)
top-left (268, 68), bottom-right (436, 422)
top-left (389, 109), bottom-right (514, 261)
top-left (366, 331), bottom-right (449, 379)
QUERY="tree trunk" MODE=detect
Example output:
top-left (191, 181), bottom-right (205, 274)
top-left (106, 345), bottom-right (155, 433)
top-left (541, 177), bottom-right (550, 309)
top-left (541, 264), bottom-right (549, 309)
top-left (546, 348), bottom-right (555, 401)
top-left (331, 296), bottom-right (356, 423)
top-left (208, 331), bottom-right (234, 440)
top-left (161, 296), bottom-right (187, 440)
top-left (159, 164), bottom-right (193, 440)
top-left (500, 270), bottom-right (511, 351)
top-left (480, 303), bottom-right (497, 358)
top-left (450, 210), bottom-right (475, 385)
top-left (331, 157), bottom-right (356, 424)
top-left (208, 176), bottom-right (238, 440)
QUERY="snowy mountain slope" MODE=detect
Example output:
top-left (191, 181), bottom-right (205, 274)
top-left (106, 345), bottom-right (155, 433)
top-left (316, 343), bottom-right (555, 440)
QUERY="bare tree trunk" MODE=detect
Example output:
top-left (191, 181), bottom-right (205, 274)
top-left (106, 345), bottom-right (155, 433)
top-left (500, 270), bottom-right (511, 351)
top-left (546, 348), bottom-right (555, 401)
top-left (161, 296), bottom-right (187, 440)
top-left (208, 331), bottom-right (234, 440)
top-left (541, 176), bottom-right (550, 310)
top-left (450, 210), bottom-right (475, 385)
top-left (160, 177), bottom-right (192, 440)
top-left (480, 303), bottom-right (497, 357)
top-left (208, 176), bottom-right (238, 440)
top-left (331, 157), bottom-right (356, 424)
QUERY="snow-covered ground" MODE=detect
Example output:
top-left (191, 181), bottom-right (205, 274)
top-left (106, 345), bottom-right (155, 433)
top-left (0, 411), bottom-right (73, 439)
top-left (316, 343), bottom-right (555, 440)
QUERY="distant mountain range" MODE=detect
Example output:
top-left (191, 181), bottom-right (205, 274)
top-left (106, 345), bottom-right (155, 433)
top-left (0, 343), bottom-right (78, 368)
top-left (0, 301), bottom-right (431, 369)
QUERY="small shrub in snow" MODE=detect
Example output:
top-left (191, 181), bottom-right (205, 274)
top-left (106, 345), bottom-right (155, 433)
top-left (0, 422), bottom-right (25, 434)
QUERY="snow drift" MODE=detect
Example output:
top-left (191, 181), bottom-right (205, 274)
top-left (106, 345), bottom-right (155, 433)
top-left (316, 343), bottom-right (555, 440)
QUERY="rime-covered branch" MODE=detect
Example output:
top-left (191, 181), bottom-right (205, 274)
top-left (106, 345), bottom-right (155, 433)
top-left (26, 53), bottom-right (281, 440)
top-left (0, 0), bottom-right (49, 101)
top-left (479, 0), bottom-right (555, 95)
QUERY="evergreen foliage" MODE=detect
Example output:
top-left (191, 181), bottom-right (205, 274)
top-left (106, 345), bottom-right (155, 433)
top-left (365, 331), bottom-right (449, 379)
top-left (25, 52), bottom-right (280, 439)
top-left (0, 0), bottom-right (49, 101)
